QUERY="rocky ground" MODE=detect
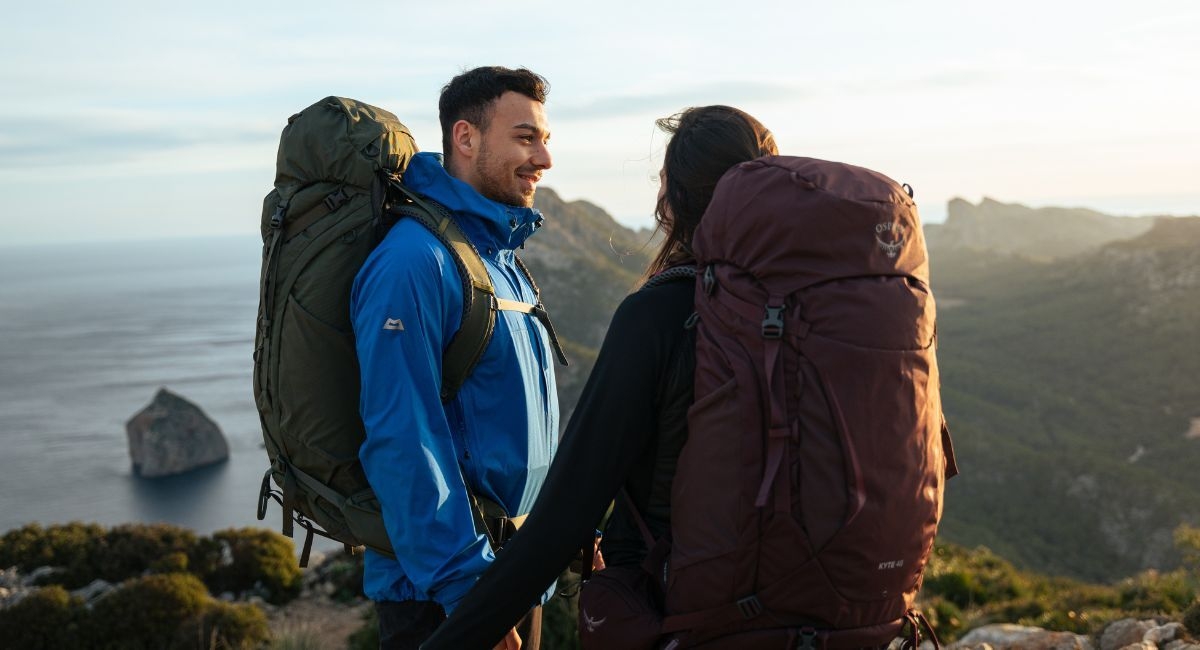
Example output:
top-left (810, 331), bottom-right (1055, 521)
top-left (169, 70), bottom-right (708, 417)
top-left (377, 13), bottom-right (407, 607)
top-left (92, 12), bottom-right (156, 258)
top-left (263, 590), bottom-right (371, 649)
top-left (927, 619), bottom-right (1199, 650)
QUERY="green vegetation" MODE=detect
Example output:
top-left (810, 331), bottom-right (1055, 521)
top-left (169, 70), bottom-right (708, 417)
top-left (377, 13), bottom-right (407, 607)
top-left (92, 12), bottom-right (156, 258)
top-left (0, 522), bottom-right (292, 649)
top-left (0, 572), bottom-right (269, 650)
top-left (920, 528), bottom-right (1200, 643)
top-left (0, 585), bottom-right (86, 649)
top-left (0, 522), bottom-right (300, 604)
top-left (928, 216), bottom-right (1200, 581)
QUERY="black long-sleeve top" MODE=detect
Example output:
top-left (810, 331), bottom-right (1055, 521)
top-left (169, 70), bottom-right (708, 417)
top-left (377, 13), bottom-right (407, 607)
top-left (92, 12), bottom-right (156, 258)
top-left (422, 276), bottom-right (695, 649)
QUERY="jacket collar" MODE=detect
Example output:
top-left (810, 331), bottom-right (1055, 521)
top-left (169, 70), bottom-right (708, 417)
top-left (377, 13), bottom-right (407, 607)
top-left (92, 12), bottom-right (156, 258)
top-left (402, 152), bottom-right (544, 251)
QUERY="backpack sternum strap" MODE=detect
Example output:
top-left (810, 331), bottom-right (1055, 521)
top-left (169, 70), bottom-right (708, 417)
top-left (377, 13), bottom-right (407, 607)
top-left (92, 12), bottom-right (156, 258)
top-left (514, 256), bottom-right (568, 367)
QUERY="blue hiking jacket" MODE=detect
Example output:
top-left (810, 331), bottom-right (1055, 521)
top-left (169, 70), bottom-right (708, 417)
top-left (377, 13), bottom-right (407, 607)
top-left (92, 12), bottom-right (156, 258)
top-left (351, 152), bottom-right (559, 613)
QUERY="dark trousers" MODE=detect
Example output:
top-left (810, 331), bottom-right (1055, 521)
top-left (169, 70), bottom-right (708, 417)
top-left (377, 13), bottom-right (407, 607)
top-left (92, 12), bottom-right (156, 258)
top-left (377, 600), bottom-right (542, 650)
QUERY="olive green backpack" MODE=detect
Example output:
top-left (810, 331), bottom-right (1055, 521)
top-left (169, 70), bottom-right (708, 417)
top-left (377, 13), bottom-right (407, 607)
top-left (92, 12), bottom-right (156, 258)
top-left (253, 97), bottom-right (564, 565)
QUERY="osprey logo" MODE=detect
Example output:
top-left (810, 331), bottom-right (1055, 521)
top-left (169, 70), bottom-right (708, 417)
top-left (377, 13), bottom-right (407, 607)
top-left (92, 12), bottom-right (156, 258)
top-left (875, 222), bottom-right (907, 259)
top-left (581, 609), bottom-right (607, 632)
top-left (382, 318), bottom-right (405, 331)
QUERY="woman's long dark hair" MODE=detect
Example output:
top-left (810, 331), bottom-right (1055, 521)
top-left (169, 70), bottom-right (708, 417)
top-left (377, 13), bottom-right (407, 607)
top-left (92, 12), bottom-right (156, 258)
top-left (645, 105), bottom-right (778, 278)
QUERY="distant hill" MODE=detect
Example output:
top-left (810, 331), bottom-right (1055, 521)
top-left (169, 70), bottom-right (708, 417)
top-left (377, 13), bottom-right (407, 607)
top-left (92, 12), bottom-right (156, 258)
top-left (522, 188), bottom-right (655, 422)
top-left (925, 197), bottom-right (1154, 261)
top-left (930, 206), bottom-right (1200, 581)
top-left (521, 188), bottom-right (1200, 583)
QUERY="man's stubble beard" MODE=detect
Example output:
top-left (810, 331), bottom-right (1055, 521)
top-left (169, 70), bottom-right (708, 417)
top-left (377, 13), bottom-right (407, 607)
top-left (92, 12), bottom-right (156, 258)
top-left (474, 142), bottom-right (535, 208)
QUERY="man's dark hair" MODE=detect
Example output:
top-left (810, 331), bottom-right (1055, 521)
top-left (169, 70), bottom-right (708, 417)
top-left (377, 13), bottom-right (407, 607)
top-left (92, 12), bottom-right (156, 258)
top-left (438, 66), bottom-right (550, 160)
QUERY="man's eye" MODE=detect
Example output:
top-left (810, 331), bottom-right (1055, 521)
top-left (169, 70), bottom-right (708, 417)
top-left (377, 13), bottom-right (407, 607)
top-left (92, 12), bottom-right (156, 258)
top-left (519, 135), bottom-right (535, 143)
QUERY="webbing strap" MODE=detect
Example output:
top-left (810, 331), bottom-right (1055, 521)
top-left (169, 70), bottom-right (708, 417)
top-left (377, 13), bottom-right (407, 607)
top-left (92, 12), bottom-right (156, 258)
top-left (255, 206), bottom-right (287, 401)
top-left (282, 186), bottom-right (368, 240)
top-left (281, 466), bottom-right (298, 538)
top-left (755, 297), bottom-right (790, 510)
top-left (495, 297), bottom-right (537, 314)
top-left (514, 255), bottom-right (569, 367)
top-left (620, 488), bottom-right (656, 550)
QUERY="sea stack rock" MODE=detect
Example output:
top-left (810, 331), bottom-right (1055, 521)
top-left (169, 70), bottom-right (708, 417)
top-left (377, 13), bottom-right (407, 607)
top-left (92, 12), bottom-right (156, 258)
top-left (126, 388), bottom-right (230, 477)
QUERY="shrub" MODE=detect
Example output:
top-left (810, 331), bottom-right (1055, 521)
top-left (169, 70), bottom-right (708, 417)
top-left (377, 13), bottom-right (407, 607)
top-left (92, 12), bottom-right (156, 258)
top-left (922, 545), bottom-right (1027, 608)
top-left (320, 552), bottom-right (366, 603)
top-left (87, 572), bottom-right (210, 649)
top-left (1183, 599), bottom-right (1200, 636)
top-left (209, 528), bottom-right (301, 604)
top-left (181, 600), bottom-right (271, 650)
top-left (1117, 569), bottom-right (1195, 614)
top-left (152, 551), bottom-right (191, 574)
top-left (1175, 524), bottom-right (1200, 575)
top-left (270, 625), bottom-right (325, 650)
top-left (0, 585), bottom-right (86, 649)
top-left (0, 522), bottom-right (105, 588)
top-left (97, 523), bottom-right (200, 582)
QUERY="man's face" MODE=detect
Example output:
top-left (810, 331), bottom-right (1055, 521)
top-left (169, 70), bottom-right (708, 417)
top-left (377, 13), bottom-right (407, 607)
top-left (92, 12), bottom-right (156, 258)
top-left (471, 91), bottom-right (552, 208)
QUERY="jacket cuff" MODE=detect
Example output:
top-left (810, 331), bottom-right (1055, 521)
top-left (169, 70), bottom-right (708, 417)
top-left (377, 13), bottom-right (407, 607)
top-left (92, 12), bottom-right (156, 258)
top-left (433, 574), bottom-right (479, 615)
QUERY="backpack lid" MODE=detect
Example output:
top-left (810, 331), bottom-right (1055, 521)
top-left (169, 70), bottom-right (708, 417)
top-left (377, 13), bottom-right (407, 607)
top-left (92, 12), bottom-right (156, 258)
top-left (693, 155), bottom-right (929, 295)
top-left (273, 96), bottom-right (418, 204)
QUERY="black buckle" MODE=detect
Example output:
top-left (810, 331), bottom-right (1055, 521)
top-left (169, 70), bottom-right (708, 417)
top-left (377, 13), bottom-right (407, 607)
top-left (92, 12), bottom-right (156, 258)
top-left (269, 205), bottom-right (285, 229)
top-left (324, 187), bottom-right (350, 211)
top-left (736, 595), bottom-right (763, 619)
top-left (762, 305), bottom-right (785, 339)
top-left (796, 627), bottom-right (818, 650)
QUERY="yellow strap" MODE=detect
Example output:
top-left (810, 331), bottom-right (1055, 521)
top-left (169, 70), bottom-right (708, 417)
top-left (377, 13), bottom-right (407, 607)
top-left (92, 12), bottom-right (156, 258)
top-left (495, 297), bottom-right (537, 314)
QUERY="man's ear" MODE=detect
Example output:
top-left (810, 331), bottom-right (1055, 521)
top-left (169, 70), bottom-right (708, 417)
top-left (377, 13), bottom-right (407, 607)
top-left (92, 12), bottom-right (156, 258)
top-left (450, 119), bottom-right (478, 161)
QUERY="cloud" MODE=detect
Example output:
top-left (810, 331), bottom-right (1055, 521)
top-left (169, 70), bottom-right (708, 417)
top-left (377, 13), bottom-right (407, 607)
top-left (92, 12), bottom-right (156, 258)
top-left (555, 81), bottom-right (808, 120)
top-left (0, 112), bottom-right (275, 170)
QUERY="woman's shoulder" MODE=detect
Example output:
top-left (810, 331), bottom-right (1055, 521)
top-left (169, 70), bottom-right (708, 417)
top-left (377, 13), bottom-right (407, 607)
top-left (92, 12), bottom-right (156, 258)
top-left (613, 276), bottom-right (694, 328)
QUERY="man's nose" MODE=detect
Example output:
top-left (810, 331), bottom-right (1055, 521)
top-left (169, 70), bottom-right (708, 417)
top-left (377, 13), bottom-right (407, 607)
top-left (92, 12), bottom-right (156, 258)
top-left (532, 141), bottom-right (552, 170)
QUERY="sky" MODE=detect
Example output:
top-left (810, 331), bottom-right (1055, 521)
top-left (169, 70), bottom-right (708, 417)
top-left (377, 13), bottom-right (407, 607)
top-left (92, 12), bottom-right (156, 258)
top-left (1, 0), bottom-right (1198, 245)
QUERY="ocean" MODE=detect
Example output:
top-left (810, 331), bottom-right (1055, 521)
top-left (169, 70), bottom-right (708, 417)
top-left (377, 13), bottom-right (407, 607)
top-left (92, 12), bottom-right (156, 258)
top-left (0, 235), bottom-right (337, 550)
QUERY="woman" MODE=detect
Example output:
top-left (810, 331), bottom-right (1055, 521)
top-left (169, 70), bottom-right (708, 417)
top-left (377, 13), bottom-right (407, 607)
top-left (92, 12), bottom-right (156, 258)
top-left (421, 105), bottom-right (778, 650)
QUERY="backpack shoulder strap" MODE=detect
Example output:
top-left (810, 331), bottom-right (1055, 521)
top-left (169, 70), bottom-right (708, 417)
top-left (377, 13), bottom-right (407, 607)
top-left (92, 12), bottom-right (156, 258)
top-left (389, 184), bottom-right (498, 402)
top-left (640, 264), bottom-right (697, 290)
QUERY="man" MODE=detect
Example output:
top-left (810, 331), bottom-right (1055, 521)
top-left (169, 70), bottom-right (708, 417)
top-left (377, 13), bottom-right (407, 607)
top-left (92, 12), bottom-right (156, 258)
top-left (351, 66), bottom-right (558, 650)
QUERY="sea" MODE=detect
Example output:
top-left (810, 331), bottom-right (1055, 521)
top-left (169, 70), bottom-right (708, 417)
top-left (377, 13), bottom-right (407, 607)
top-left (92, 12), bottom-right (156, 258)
top-left (0, 235), bottom-right (339, 552)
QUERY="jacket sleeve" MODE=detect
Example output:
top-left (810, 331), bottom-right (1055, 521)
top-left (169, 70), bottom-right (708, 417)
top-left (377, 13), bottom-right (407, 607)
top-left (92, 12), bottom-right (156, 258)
top-left (351, 229), bottom-right (494, 613)
top-left (421, 287), bottom-right (676, 649)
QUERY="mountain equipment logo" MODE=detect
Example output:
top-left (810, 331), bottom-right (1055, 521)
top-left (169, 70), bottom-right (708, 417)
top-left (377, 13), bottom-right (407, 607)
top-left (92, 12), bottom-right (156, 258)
top-left (875, 222), bottom-right (907, 258)
top-left (382, 318), bottom-right (405, 331)
top-left (581, 609), bottom-right (607, 632)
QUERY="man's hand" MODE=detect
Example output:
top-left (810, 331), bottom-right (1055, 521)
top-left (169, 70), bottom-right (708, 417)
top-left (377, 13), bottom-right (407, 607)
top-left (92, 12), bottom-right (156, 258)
top-left (591, 535), bottom-right (606, 572)
top-left (568, 532), bottom-right (606, 575)
top-left (492, 627), bottom-right (521, 650)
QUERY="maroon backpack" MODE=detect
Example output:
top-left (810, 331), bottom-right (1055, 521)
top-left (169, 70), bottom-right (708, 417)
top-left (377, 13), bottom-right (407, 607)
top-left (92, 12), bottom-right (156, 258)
top-left (660, 156), bottom-right (958, 649)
